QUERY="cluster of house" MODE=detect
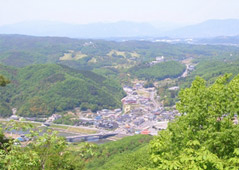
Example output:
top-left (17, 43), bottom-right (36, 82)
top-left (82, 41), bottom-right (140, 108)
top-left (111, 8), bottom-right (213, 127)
top-left (122, 84), bottom-right (151, 106)
top-left (93, 109), bottom-right (122, 129)
top-left (71, 81), bottom-right (180, 135)
top-left (46, 114), bottom-right (62, 123)
top-left (168, 86), bottom-right (180, 91)
top-left (122, 93), bottom-right (151, 105)
top-left (83, 41), bottom-right (94, 47)
top-left (7, 80), bottom-right (180, 136)
top-left (66, 103), bottom-right (178, 135)
top-left (72, 108), bottom-right (123, 130)
top-left (16, 135), bottom-right (29, 142)
top-left (188, 64), bottom-right (195, 71)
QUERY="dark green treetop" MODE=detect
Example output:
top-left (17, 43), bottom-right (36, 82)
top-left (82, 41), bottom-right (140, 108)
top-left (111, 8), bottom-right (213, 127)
top-left (150, 74), bottom-right (239, 169)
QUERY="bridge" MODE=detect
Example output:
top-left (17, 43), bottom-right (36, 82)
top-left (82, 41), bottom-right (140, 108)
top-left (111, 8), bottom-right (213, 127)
top-left (66, 133), bottom-right (118, 142)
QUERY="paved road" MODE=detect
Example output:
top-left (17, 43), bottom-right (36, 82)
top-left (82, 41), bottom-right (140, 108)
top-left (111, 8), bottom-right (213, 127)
top-left (149, 89), bottom-right (161, 110)
top-left (181, 64), bottom-right (189, 78)
top-left (0, 118), bottom-right (100, 133)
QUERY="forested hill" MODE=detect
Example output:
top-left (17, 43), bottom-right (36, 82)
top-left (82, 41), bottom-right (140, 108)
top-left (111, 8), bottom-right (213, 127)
top-left (0, 34), bottom-right (84, 67)
top-left (0, 64), bottom-right (125, 117)
top-left (0, 34), bottom-right (238, 70)
top-left (129, 61), bottom-right (186, 80)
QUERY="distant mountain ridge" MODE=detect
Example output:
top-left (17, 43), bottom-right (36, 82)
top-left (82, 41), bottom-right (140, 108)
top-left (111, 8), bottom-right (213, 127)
top-left (1, 19), bottom-right (239, 38)
top-left (166, 19), bottom-right (239, 38)
top-left (195, 35), bottom-right (239, 45)
top-left (0, 21), bottom-right (159, 38)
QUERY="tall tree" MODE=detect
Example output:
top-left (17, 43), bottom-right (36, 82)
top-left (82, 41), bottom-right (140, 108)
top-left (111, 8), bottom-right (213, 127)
top-left (0, 75), bottom-right (9, 87)
top-left (0, 75), bottom-right (10, 150)
top-left (150, 74), bottom-right (239, 169)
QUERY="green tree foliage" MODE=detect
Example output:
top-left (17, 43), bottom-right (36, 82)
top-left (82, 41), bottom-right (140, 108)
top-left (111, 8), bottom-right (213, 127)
top-left (0, 64), bottom-right (125, 117)
top-left (180, 60), bottom-right (239, 88)
top-left (150, 74), bottom-right (239, 169)
top-left (0, 122), bottom-right (81, 170)
top-left (53, 114), bottom-right (80, 125)
top-left (143, 81), bottom-right (155, 88)
top-left (84, 135), bottom-right (153, 170)
top-left (0, 102), bottom-right (12, 118)
top-left (96, 145), bottom-right (154, 170)
top-left (0, 75), bottom-right (10, 87)
top-left (0, 121), bottom-right (153, 170)
top-left (158, 86), bottom-right (179, 107)
top-left (0, 34), bottom-right (238, 80)
top-left (130, 61), bottom-right (186, 80)
top-left (0, 75), bottom-right (11, 117)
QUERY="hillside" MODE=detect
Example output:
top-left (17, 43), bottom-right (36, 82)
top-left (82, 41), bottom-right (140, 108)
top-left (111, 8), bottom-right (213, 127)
top-left (129, 61), bottom-right (186, 80)
top-left (0, 35), bottom-right (239, 117)
top-left (0, 35), bottom-right (239, 70)
top-left (76, 135), bottom-right (153, 170)
top-left (179, 60), bottom-right (239, 88)
top-left (0, 21), bottom-right (159, 38)
top-left (2, 74), bottom-right (239, 169)
top-left (166, 19), bottom-right (239, 38)
top-left (196, 35), bottom-right (239, 45)
top-left (1, 19), bottom-right (239, 39)
top-left (0, 64), bottom-right (125, 117)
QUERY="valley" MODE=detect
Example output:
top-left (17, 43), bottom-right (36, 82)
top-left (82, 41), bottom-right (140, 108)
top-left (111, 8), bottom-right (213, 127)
top-left (0, 49), bottom-right (201, 142)
top-left (1, 0), bottom-right (239, 168)
top-left (1, 34), bottom-right (239, 169)
top-left (1, 1), bottom-right (239, 169)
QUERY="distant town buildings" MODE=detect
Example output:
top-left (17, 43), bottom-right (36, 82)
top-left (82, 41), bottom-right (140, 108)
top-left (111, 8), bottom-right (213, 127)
top-left (7, 78), bottom-right (180, 137)
top-left (12, 108), bottom-right (17, 114)
top-left (10, 115), bottom-right (19, 120)
top-left (188, 65), bottom-right (195, 71)
top-left (46, 114), bottom-right (62, 123)
top-left (168, 86), bottom-right (180, 91)
top-left (149, 56), bottom-right (165, 66)
top-left (71, 81), bottom-right (180, 135)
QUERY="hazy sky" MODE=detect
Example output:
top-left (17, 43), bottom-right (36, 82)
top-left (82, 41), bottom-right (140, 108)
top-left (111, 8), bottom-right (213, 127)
top-left (0, 0), bottom-right (239, 26)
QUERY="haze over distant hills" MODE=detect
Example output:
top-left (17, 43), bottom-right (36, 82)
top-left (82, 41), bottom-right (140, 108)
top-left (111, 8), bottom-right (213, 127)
top-left (196, 35), bottom-right (239, 45)
top-left (167, 19), bottom-right (239, 38)
top-left (0, 19), bottom-right (239, 39)
top-left (0, 21), bottom-right (159, 38)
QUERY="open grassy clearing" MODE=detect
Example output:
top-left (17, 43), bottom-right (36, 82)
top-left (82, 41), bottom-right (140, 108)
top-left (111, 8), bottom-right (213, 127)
top-left (0, 120), bottom-right (97, 135)
top-left (107, 50), bottom-right (140, 58)
top-left (157, 78), bottom-right (176, 87)
top-left (107, 50), bottom-right (126, 57)
top-left (129, 51), bottom-right (140, 57)
top-left (59, 50), bottom-right (87, 61)
top-left (113, 63), bottom-right (135, 69)
top-left (49, 124), bottom-right (97, 134)
top-left (66, 127), bottom-right (97, 134)
top-left (88, 57), bottom-right (97, 63)
top-left (181, 57), bottom-right (193, 64)
top-left (50, 124), bottom-right (69, 129)
top-left (0, 120), bottom-right (42, 128)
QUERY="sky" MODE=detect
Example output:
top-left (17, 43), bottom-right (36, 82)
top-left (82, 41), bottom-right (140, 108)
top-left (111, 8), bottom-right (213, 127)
top-left (0, 0), bottom-right (239, 26)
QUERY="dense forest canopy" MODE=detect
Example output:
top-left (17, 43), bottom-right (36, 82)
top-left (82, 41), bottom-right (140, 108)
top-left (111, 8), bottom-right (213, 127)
top-left (0, 75), bottom-right (10, 86)
top-left (0, 35), bottom-right (238, 70)
top-left (0, 75), bottom-right (11, 117)
top-left (0, 64), bottom-right (125, 117)
top-left (129, 61), bottom-right (186, 80)
top-left (179, 60), bottom-right (239, 88)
